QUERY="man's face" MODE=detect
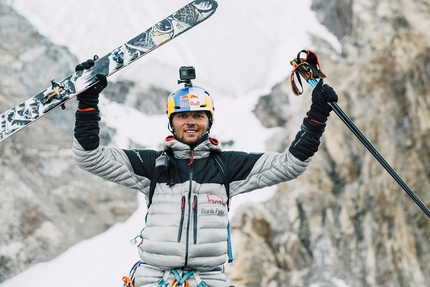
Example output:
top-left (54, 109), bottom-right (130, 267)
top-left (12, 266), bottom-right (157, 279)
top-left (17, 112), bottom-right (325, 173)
top-left (171, 111), bottom-right (210, 145)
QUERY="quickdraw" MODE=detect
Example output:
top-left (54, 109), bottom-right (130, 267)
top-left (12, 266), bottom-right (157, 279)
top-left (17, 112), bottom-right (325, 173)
top-left (172, 278), bottom-right (190, 287)
top-left (122, 261), bottom-right (144, 287)
top-left (290, 49), bottom-right (327, 95)
top-left (122, 275), bottom-right (134, 287)
top-left (171, 269), bottom-right (194, 287)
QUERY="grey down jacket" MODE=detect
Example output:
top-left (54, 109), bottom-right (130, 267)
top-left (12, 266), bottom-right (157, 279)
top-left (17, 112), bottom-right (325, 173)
top-left (72, 134), bottom-right (310, 272)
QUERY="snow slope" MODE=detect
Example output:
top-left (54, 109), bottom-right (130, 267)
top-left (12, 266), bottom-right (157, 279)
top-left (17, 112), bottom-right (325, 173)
top-left (1, 1), bottom-right (341, 286)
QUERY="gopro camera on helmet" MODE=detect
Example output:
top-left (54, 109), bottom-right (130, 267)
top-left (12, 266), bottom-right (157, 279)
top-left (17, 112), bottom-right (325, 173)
top-left (178, 66), bottom-right (196, 87)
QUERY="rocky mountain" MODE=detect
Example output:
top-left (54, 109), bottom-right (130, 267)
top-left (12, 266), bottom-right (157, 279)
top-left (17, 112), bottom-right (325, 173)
top-left (2, 0), bottom-right (430, 286)
top-left (0, 0), bottom-right (138, 281)
top-left (230, 0), bottom-right (430, 286)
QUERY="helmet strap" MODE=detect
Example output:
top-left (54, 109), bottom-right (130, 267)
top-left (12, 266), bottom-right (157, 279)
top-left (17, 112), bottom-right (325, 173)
top-left (205, 111), bottom-right (213, 130)
top-left (168, 121), bottom-right (175, 135)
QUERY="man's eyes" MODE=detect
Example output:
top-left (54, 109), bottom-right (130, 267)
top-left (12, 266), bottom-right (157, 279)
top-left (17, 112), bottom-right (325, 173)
top-left (178, 114), bottom-right (204, 118)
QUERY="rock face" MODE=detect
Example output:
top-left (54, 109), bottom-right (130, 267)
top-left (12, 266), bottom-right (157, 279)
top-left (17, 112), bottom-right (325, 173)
top-left (2, 0), bottom-right (430, 286)
top-left (232, 0), bottom-right (430, 286)
top-left (0, 1), bottom-right (137, 282)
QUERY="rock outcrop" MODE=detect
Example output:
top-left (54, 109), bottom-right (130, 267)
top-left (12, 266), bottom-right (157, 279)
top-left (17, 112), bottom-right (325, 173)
top-left (0, 1), bottom-right (138, 281)
top-left (234, 0), bottom-right (430, 286)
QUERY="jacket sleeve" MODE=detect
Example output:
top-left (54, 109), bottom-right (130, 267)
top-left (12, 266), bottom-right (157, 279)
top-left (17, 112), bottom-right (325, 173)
top-left (228, 149), bottom-right (310, 197)
top-left (229, 113), bottom-right (328, 195)
top-left (73, 138), bottom-right (150, 193)
top-left (73, 107), bottom-right (150, 193)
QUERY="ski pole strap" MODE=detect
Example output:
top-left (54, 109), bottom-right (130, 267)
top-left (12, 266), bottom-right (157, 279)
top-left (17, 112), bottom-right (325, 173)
top-left (290, 49), bottom-right (327, 96)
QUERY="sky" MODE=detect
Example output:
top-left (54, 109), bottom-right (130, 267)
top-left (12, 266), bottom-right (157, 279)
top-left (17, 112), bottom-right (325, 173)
top-left (1, 1), bottom-right (343, 286)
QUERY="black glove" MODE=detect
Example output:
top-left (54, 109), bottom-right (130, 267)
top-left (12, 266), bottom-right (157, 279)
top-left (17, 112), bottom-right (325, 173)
top-left (75, 59), bottom-right (108, 109)
top-left (74, 59), bottom-right (106, 151)
top-left (289, 118), bottom-right (325, 161)
top-left (307, 79), bottom-right (338, 123)
top-left (75, 59), bottom-right (95, 72)
top-left (289, 80), bottom-right (339, 161)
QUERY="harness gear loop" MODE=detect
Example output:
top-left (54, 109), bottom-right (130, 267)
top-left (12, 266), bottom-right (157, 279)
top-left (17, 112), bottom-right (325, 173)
top-left (157, 270), bottom-right (171, 287)
top-left (193, 271), bottom-right (208, 287)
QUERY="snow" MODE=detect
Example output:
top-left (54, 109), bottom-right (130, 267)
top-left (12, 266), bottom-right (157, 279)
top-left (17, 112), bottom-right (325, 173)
top-left (1, 0), bottom-right (344, 286)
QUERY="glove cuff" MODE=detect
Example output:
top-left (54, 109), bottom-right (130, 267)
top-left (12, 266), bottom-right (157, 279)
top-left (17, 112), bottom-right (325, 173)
top-left (77, 92), bottom-right (99, 109)
top-left (302, 116), bottom-right (326, 137)
top-left (288, 116), bottom-right (326, 161)
top-left (74, 109), bottom-right (101, 150)
top-left (307, 102), bottom-right (330, 123)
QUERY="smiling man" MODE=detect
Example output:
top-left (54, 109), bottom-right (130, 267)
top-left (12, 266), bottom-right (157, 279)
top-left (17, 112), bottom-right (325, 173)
top-left (171, 110), bottom-right (210, 145)
top-left (166, 85), bottom-right (214, 146)
top-left (72, 63), bottom-right (338, 287)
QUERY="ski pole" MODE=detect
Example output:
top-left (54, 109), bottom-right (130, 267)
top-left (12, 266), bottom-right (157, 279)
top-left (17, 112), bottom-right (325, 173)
top-left (306, 78), bottom-right (430, 219)
top-left (290, 50), bottom-right (430, 218)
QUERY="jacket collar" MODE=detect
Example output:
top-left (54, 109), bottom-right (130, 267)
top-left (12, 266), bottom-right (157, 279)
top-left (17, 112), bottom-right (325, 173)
top-left (163, 135), bottom-right (222, 159)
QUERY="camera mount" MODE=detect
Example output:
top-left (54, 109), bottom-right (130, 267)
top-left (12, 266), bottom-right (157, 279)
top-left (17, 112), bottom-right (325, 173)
top-left (178, 66), bottom-right (196, 87)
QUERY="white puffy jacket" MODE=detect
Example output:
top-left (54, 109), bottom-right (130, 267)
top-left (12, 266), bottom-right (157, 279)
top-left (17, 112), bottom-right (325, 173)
top-left (72, 133), bottom-right (310, 271)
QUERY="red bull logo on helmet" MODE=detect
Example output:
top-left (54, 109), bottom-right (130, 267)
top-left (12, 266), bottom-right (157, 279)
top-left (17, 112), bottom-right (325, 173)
top-left (179, 93), bottom-right (201, 107)
top-left (166, 86), bottom-right (214, 118)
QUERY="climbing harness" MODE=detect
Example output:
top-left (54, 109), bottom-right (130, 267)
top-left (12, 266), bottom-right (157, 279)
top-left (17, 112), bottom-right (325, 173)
top-left (157, 269), bottom-right (208, 287)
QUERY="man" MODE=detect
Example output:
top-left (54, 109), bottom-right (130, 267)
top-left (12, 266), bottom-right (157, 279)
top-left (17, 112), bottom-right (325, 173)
top-left (72, 60), bottom-right (337, 287)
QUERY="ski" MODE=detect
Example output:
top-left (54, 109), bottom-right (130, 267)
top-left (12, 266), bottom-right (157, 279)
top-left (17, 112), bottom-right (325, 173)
top-left (0, 0), bottom-right (218, 142)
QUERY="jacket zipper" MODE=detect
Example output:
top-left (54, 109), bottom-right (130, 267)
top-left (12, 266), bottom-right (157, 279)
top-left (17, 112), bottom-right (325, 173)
top-left (193, 195), bottom-right (198, 244)
top-left (184, 150), bottom-right (194, 267)
top-left (177, 196), bottom-right (186, 242)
